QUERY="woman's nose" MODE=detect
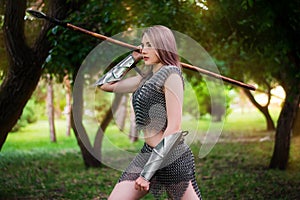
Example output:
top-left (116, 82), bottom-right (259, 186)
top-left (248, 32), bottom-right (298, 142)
top-left (141, 48), bottom-right (147, 54)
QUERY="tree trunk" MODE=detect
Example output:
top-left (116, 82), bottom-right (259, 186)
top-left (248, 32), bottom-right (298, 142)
top-left (0, 0), bottom-right (43, 150)
top-left (71, 110), bottom-right (102, 167)
top-left (0, 0), bottom-right (82, 150)
top-left (94, 93), bottom-right (123, 160)
top-left (71, 70), bottom-right (102, 167)
top-left (243, 88), bottom-right (275, 131)
top-left (269, 86), bottom-right (300, 169)
top-left (63, 74), bottom-right (72, 136)
top-left (293, 109), bottom-right (300, 136)
top-left (115, 95), bottom-right (128, 131)
top-left (47, 74), bottom-right (56, 142)
top-left (129, 106), bottom-right (138, 142)
top-left (71, 65), bottom-right (124, 167)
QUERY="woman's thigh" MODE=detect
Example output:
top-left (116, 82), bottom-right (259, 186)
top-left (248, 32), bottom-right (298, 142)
top-left (108, 181), bottom-right (148, 200)
top-left (180, 181), bottom-right (201, 200)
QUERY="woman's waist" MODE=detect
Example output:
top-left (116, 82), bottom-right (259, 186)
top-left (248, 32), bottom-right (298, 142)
top-left (143, 130), bottom-right (164, 147)
top-left (142, 129), bottom-right (186, 148)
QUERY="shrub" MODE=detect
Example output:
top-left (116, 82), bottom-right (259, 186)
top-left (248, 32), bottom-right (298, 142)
top-left (11, 99), bottom-right (38, 132)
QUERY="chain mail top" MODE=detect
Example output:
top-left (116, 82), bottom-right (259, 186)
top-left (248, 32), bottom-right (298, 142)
top-left (132, 65), bottom-right (183, 133)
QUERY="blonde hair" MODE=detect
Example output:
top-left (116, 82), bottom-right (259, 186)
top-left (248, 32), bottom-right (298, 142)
top-left (142, 25), bottom-right (181, 67)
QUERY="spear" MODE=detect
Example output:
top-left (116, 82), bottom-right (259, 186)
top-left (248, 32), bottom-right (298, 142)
top-left (27, 9), bottom-right (256, 91)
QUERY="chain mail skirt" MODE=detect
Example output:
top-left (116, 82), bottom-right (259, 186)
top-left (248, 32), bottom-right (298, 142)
top-left (118, 141), bottom-right (202, 199)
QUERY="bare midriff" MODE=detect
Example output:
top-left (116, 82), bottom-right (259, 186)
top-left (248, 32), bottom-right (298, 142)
top-left (143, 130), bottom-right (164, 148)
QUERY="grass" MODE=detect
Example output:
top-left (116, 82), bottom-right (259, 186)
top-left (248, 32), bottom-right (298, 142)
top-left (1, 109), bottom-right (300, 200)
top-left (195, 141), bottom-right (300, 200)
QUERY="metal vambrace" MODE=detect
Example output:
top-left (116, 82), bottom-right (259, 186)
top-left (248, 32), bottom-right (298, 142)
top-left (140, 131), bottom-right (185, 182)
top-left (94, 54), bottom-right (136, 86)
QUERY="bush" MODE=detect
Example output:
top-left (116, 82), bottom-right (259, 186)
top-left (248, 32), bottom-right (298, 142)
top-left (184, 76), bottom-right (233, 121)
top-left (11, 99), bottom-right (38, 132)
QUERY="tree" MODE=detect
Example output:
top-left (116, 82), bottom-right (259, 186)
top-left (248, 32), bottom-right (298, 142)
top-left (202, 0), bottom-right (300, 169)
top-left (193, 1), bottom-right (276, 131)
top-left (46, 74), bottom-right (56, 142)
top-left (293, 110), bottom-right (300, 136)
top-left (115, 95), bottom-right (128, 131)
top-left (0, 0), bottom-right (85, 150)
top-left (184, 74), bottom-right (231, 121)
top-left (63, 73), bottom-right (72, 136)
top-left (44, 0), bottom-right (140, 167)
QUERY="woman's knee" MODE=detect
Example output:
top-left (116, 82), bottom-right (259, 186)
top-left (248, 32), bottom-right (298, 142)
top-left (108, 181), bottom-right (148, 200)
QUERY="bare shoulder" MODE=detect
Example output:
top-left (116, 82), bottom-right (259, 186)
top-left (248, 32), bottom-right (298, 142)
top-left (164, 72), bottom-right (184, 100)
top-left (164, 66), bottom-right (184, 89)
top-left (165, 73), bottom-right (183, 87)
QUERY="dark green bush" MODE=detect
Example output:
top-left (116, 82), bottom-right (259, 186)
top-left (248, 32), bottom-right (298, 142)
top-left (11, 99), bottom-right (38, 132)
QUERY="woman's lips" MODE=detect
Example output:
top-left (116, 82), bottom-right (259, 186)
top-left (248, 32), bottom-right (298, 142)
top-left (143, 56), bottom-right (149, 61)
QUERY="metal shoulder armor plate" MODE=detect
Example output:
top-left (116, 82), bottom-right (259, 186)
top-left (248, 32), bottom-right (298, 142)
top-left (95, 54), bottom-right (135, 86)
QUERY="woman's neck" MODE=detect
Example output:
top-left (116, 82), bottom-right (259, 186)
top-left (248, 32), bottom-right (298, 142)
top-left (152, 63), bottom-right (163, 73)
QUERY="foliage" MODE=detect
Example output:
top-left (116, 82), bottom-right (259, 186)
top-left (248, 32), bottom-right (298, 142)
top-left (184, 74), bottom-right (232, 121)
top-left (43, 0), bottom-right (205, 78)
top-left (43, 0), bottom-right (225, 120)
top-left (44, 0), bottom-right (135, 82)
top-left (128, 0), bottom-right (233, 119)
top-left (10, 77), bottom-right (69, 132)
top-left (11, 99), bottom-right (39, 132)
top-left (202, 0), bottom-right (300, 89)
top-left (1, 0), bottom-right (45, 78)
top-left (199, 0), bottom-right (300, 169)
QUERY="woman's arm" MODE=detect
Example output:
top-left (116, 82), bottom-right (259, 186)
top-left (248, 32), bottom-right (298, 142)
top-left (100, 74), bottom-right (142, 93)
top-left (163, 73), bottom-right (184, 136)
top-left (98, 51), bottom-right (143, 93)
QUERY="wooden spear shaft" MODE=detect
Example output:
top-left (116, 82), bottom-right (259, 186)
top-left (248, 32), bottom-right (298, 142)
top-left (27, 10), bottom-right (256, 91)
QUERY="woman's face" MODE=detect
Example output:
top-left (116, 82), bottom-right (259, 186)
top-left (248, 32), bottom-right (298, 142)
top-left (141, 36), bottom-right (161, 66)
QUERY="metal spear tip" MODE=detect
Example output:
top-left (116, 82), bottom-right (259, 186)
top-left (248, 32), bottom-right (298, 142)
top-left (26, 9), bottom-right (47, 19)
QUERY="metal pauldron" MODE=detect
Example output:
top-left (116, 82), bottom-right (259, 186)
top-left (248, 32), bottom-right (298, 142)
top-left (94, 54), bottom-right (136, 86)
top-left (140, 131), bottom-right (186, 181)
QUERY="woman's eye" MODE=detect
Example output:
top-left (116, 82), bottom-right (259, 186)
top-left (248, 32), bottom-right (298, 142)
top-left (141, 42), bottom-right (152, 49)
